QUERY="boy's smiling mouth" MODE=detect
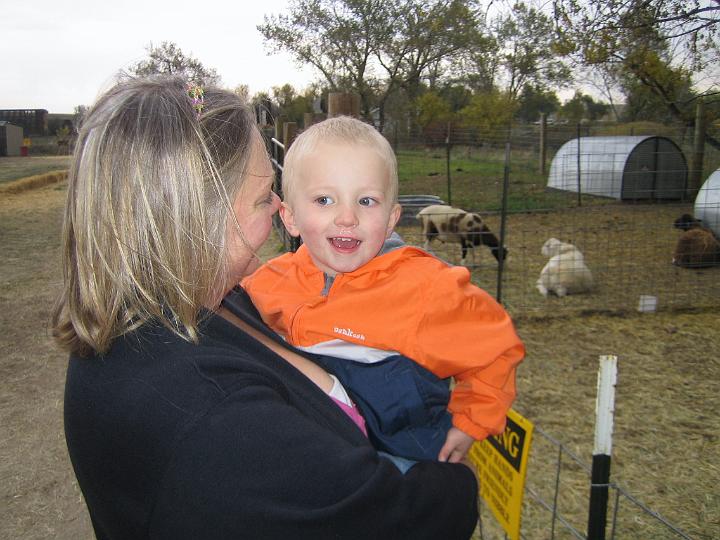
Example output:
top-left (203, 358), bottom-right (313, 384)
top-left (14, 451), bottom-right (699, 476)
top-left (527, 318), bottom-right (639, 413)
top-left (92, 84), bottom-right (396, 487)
top-left (329, 237), bottom-right (361, 250)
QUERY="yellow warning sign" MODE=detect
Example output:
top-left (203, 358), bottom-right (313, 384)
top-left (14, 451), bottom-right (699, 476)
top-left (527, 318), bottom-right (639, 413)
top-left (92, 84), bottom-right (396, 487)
top-left (468, 409), bottom-right (533, 540)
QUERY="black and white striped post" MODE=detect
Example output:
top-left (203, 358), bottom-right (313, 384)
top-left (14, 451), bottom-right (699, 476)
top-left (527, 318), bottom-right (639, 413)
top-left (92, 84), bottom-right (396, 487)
top-left (587, 355), bottom-right (618, 540)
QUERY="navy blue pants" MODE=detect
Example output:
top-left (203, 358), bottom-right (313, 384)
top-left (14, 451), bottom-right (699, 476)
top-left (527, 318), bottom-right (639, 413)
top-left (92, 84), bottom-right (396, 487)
top-left (311, 353), bottom-right (453, 462)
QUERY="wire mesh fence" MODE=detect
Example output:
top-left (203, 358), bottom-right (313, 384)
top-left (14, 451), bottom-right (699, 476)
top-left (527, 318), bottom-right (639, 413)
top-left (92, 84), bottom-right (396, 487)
top-left (266, 121), bottom-right (718, 539)
top-left (389, 121), bottom-right (718, 212)
top-left (387, 122), bottom-right (720, 319)
top-left (396, 203), bottom-right (720, 319)
top-left (268, 120), bottom-right (720, 318)
top-left (474, 425), bottom-right (696, 540)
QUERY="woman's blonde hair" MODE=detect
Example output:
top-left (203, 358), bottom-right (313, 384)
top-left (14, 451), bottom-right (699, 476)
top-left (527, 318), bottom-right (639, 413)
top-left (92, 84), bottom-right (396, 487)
top-left (52, 75), bottom-right (258, 356)
top-left (281, 116), bottom-right (398, 205)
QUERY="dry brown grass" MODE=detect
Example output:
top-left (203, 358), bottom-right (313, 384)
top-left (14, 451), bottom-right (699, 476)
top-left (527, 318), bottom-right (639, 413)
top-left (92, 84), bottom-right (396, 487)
top-left (398, 206), bottom-right (719, 539)
top-left (0, 156), bottom-right (70, 184)
top-left (511, 311), bottom-right (719, 539)
top-left (1, 182), bottom-right (717, 539)
top-left (397, 204), bottom-right (720, 317)
top-left (0, 182), bottom-right (92, 538)
top-left (0, 170), bottom-right (68, 195)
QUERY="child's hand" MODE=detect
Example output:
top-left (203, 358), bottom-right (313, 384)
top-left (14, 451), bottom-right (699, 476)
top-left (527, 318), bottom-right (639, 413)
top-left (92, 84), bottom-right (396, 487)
top-left (438, 427), bottom-right (475, 463)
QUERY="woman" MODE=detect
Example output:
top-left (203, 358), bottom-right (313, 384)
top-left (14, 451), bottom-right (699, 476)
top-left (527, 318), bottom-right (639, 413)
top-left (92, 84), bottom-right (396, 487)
top-left (52, 75), bottom-right (478, 539)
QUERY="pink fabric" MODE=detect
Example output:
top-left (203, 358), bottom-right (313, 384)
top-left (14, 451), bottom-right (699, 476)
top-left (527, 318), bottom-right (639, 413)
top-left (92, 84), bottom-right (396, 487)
top-left (330, 397), bottom-right (368, 436)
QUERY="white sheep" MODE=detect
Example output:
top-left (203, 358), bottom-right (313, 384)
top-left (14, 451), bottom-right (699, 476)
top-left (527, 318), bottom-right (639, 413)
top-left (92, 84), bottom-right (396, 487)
top-left (672, 213), bottom-right (720, 268)
top-left (536, 238), bottom-right (594, 298)
top-left (416, 204), bottom-right (507, 265)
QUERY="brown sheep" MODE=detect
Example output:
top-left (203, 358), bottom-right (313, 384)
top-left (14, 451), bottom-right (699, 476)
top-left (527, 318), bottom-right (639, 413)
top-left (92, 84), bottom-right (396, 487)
top-left (672, 214), bottom-right (720, 268)
top-left (416, 204), bottom-right (507, 265)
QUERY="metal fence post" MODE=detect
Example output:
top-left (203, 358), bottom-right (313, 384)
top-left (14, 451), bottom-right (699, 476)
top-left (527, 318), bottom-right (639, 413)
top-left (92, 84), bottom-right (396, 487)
top-left (496, 142), bottom-right (510, 303)
top-left (587, 355), bottom-right (618, 540)
top-left (688, 99), bottom-right (706, 199)
top-left (539, 113), bottom-right (547, 175)
top-left (282, 122), bottom-right (301, 252)
top-left (576, 123), bottom-right (583, 206)
top-left (446, 121), bottom-right (452, 206)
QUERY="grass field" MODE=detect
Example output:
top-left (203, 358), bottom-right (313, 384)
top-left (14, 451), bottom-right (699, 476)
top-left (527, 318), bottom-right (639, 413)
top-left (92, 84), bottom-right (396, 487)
top-left (1, 160), bottom-right (718, 539)
top-left (0, 156), bottom-right (70, 184)
top-left (396, 147), bottom-right (593, 212)
top-left (394, 134), bottom-right (720, 214)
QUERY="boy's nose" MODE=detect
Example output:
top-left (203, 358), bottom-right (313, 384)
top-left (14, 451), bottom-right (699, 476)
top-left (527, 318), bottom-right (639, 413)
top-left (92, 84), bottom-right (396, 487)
top-left (334, 204), bottom-right (358, 228)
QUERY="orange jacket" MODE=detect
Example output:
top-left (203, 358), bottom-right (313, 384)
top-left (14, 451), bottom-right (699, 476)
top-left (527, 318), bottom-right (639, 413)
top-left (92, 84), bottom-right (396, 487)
top-left (242, 245), bottom-right (525, 440)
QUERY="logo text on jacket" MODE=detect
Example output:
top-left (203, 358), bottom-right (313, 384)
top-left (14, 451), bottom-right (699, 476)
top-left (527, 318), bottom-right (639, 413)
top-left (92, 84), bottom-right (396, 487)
top-left (333, 327), bottom-right (366, 341)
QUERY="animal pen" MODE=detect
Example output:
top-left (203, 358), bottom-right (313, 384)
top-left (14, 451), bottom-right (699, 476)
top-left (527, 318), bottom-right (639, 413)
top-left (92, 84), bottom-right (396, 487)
top-left (270, 114), bottom-right (720, 539)
top-left (267, 118), bottom-right (719, 317)
top-left (266, 118), bottom-right (719, 539)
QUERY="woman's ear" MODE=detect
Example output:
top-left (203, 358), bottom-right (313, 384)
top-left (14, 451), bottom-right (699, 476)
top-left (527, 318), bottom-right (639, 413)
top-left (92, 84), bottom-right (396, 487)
top-left (386, 203), bottom-right (402, 237)
top-left (279, 202), bottom-right (301, 237)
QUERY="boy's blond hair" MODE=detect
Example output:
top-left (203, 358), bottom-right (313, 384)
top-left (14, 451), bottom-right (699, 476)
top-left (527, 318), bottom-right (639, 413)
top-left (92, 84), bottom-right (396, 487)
top-left (281, 116), bottom-right (398, 204)
top-left (52, 75), bottom-right (258, 356)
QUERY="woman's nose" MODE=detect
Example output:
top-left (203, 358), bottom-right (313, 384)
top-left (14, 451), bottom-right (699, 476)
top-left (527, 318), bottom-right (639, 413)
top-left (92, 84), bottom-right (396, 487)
top-left (334, 203), bottom-right (358, 228)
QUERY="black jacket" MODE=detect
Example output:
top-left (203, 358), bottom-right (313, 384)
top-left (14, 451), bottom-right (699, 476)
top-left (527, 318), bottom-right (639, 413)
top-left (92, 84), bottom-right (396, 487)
top-left (64, 288), bottom-right (478, 539)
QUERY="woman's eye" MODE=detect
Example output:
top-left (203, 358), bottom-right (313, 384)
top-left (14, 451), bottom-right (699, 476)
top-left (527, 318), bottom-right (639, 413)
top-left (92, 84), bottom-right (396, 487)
top-left (257, 190), bottom-right (275, 206)
top-left (359, 197), bottom-right (376, 206)
top-left (315, 196), bottom-right (334, 205)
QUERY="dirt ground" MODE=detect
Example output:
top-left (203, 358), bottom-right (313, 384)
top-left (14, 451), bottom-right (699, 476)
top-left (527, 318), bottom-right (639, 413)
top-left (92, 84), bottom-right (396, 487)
top-left (1, 181), bottom-right (718, 539)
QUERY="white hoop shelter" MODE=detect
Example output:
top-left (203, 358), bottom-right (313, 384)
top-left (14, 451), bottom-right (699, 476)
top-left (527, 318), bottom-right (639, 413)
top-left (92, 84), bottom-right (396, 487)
top-left (548, 136), bottom-right (688, 200)
top-left (695, 169), bottom-right (720, 236)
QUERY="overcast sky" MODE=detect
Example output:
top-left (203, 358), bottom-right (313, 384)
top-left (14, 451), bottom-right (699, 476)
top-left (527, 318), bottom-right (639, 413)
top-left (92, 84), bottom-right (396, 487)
top-left (3, 0), bottom-right (316, 113)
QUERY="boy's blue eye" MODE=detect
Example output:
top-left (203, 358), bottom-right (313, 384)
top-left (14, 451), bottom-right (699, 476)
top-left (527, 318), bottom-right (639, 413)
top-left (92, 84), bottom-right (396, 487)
top-left (359, 197), bottom-right (376, 206)
top-left (316, 196), bottom-right (334, 205)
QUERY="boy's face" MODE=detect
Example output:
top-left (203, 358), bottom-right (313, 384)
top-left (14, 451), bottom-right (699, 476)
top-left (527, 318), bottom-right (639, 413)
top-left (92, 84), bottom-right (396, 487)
top-left (280, 141), bottom-right (401, 277)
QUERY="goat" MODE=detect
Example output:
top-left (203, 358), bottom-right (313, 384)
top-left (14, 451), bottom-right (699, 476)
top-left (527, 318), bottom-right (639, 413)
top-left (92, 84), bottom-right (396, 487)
top-left (672, 214), bottom-right (720, 268)
top-left (536, 238), bottom-right (594, 298)
top-left (416, 204), bottom-right (507, 265)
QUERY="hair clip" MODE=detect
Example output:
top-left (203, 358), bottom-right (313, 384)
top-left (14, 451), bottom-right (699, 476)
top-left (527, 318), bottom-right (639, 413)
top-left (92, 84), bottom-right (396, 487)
top-left (187, 83), bottom-right (204, 118)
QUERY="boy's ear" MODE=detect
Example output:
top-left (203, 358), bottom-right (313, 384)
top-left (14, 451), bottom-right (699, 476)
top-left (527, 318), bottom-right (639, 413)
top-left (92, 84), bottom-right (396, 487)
top-left (386, 203), bottom-right (402, 237)
top-left (279, 202), bottom-right (301, 237)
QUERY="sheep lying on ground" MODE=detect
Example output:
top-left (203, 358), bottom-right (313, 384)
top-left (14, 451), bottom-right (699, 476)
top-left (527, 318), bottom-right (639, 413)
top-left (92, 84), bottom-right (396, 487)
top-left (416, 204), bottom-right (507, 265)
top-left (672, 214), bottom-right (720, 268)
top-left (536, 238), bottom-right (594, 297)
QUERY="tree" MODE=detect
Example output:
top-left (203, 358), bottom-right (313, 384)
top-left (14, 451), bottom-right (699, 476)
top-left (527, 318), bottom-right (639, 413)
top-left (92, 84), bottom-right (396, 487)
top-left (447, 32), bottom-right (500, 93)
top-left (73, 105), bottom-right (88, 132)
top-left (259, 0), bottom-right (394, 122)
top-left (460, 90), bottom-right (518, 140)
top-left (130, 41), bottom-right (220, 86)
top-left (581, 94), bottom-right (610, 121)
top-left (557, 91), bottom-right (609, 123)
top-left (233, 85), bottom-right (250, 101)
top-left (492, 2), bottom-right (572, 99)
top-left (259, 0), bottom-right (482, 131)
top-left (416, 91), bottom-right (453, 131)
top-left (558, 91), bottom-right (586, 123)
top-left (437, 83), bottom-right (474, 114)
top-left (516, 84), bottom-right (560, 123)
top-left (618, 56), bottom-right (694, 122)
top-left (378, 0), bottom-right (482, 100)
top-left (377, 0), bottom-right (483, 132)
top-left (271, 84), bottom-right (317, 125)
top-left (573, 65), bottom-right (627, 121)
top-left (555, 0), bottom-right (719, 72)
top-left (554, 0), bottom-right (720, 145)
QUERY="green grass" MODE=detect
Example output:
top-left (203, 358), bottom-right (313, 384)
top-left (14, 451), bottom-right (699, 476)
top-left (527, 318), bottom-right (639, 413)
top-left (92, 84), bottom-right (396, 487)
top-left (396, 146), bottom-right (615, 213)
